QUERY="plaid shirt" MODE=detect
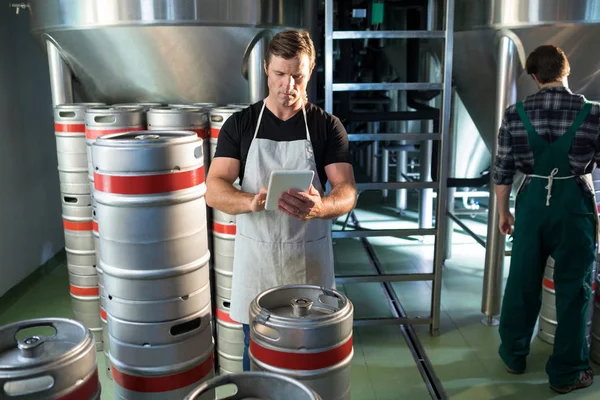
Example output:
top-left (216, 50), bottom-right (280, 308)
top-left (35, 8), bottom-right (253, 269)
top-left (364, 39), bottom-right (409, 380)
top-left (493, 86), bottom-right (600, 195)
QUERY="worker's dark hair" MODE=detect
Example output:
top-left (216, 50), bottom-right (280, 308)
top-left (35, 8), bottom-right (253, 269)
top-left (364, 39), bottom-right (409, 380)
top-left (264, 29), bottom-right (316, 70)
top-left (525, 45), bottom-right (570, 84)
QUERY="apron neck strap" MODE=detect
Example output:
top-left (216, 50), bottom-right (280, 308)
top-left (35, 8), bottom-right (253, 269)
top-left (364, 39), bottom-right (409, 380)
top-left (253, 98), bottom-right (311, 142)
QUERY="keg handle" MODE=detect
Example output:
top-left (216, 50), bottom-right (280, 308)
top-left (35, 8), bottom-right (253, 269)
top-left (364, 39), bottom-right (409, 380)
top-left (316, 288), bottom-right (343, 313)
top-left (251, 310), bottom-right (281, 342)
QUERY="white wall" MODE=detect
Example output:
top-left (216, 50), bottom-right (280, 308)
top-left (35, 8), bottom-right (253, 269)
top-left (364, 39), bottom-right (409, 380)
top-left (0, 6), bottom-right (65, 297)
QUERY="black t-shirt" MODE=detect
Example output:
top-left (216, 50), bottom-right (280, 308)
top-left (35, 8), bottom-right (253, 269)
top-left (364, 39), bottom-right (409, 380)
top-left (213, 101), bottom-right (351, 186)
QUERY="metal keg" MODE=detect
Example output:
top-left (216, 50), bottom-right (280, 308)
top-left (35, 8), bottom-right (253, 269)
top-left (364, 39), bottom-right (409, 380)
top-left (538, 257), bottom-right (596, 345)
top-left (93, 130), bottom-right (208, 272)
top-left (591, 273), bottom-right (600, 364)
top-left (208, 106), bottom-right (242, 160)
top-left (249, 285), bottom-right (354, 400)
top-left (169, 103), bottom-right (218, 110)
top-left (54, 104), bottom-right (102, 170)
top-left (92, 208), bottom-right (100, 267)
top-left (0, 318), bottom-right (100, 399)
top-left (69, 272), bottom-right (103, 352)
top-left (215, 295), bottom-right (244, 374)
top-left (185, 372), bottom-right (322, 400)
top-left (84, 106), bottom-right (146, 193)
top-left (98, 268), bottom-right (113, 381)
top-left (61, 193), bottom-right (95, 275)
top-left (110, 336), bottom-right (215, 399)
top-left (148, 106), bottom-right (210, 176)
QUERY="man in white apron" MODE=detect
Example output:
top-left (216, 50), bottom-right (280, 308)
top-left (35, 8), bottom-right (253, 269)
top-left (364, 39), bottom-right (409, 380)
top-left (206, 29), bottom-right (357, 371)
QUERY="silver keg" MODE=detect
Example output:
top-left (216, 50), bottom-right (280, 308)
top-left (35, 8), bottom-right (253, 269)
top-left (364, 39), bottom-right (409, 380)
top-left (148, 106), bottom-right (210, 176)
top-left (85, 106), bottom-right (146, 194)
top-left (249, 285), bottom-right (354, 400)
top-left (169, 103), bottom-right (219, 110)
top-left (215, 295), bottom-right (244, 374)
top-left (61, 193), bottom-right (95, 274)
top-left (184, 372), bottom-right (322, 400)
top-left (0, 318), bottom-right (100, 399)
top-left (208, 106), bottom-right (242, 160)
top-left (538, 257), bottom-right (596, 345)
top-left (55, 103), bottom-right (104, 194)
top-left (590, 273), bottom-right (600, 364)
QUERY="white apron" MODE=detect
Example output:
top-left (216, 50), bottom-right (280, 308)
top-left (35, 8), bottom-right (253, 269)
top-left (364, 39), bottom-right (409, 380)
top-left (229, 100), bottom-right (335, 324)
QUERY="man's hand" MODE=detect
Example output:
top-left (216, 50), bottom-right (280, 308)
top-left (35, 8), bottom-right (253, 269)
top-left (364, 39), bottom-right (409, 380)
top-left (249, 187), bottom-right (267, 213)
top-left (499, 213), bottom-right (515, 235)
top-left (278, 185), bottom-right (322, 220)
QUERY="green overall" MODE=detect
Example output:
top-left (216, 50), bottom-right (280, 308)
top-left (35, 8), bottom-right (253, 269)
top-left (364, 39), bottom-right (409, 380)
top-left (498, 101), bottom-right (597, 387)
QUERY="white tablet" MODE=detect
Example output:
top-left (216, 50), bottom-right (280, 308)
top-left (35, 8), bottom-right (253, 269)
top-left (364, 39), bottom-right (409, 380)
top-left (265, 170), bottom-right (315, 211)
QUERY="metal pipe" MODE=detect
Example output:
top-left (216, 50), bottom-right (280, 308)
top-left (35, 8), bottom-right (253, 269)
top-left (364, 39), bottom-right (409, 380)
top-left (370, 122), bottom-right (379, 182)
top-left (382, 149), bottom-right (390, 199)
top-left (481, 34), bottom-right (519, 326)
top-left (445, 89), bottom-right (461, 260)
top-left (248, 36), bottom-right (268, 103)
top-left (46, 40), bottom-right (73, 106)
top-left (324, 0), bottom-right (333, 113)
top-left (431, 0), bottom-right (454, 335)
top-left (418, 0), bottom-right (436, 230)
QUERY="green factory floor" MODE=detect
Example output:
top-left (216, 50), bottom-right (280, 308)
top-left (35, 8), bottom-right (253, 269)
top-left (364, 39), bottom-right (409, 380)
top-left (1, 201), bottom-right (600, 399)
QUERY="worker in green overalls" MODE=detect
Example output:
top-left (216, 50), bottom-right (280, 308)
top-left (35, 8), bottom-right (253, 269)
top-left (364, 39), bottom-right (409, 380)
top-left (493, 44), bottom-right (598, 394)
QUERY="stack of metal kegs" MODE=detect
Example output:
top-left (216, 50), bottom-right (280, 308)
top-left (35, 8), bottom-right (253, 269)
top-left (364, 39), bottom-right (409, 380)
top-left (93, 125), bottom-right (214, 398)
top-left (85, 104), bottom-right (147, 381)
top-left (206, 105), bottom-right (244, 374)
top-left (53, 102), bottom-right (105, 354)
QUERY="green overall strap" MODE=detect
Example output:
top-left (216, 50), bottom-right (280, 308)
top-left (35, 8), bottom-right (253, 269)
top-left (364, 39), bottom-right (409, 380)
top-left (515, 102), bottom-right (547, 152)
top-left (557, 101), bottom-right (593, 145)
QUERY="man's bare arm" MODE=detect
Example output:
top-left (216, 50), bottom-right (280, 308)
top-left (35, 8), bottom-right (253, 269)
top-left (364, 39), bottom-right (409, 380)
top-left (318, 163), bottom-right (357, 219)
top-left (495, 184), bottom-right (512, 217)
top-left (205, 157), bottom-right (265, 215)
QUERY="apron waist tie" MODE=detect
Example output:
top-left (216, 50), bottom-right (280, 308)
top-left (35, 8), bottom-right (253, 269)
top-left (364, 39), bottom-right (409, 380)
top-left (527, 168), bottom-right (576, 206)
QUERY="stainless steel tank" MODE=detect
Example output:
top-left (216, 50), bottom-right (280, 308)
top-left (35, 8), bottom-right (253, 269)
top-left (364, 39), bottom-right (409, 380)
top-left (24, 0), bottom-right (313, 105)
top-left (454, 0), bottom-right (600, 323)
top-left (0, 318), bottom-right (101, 399)
top-left (249, 285), bottom-right (354, 400)
top-left (184, 372), bottom-right (322, 400)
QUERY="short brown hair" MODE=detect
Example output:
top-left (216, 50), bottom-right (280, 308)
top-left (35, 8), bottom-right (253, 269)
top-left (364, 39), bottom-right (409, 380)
top-left (525, 45), bottom-right (570, 84)
top-left (265, 29), bottom-right (316, 69)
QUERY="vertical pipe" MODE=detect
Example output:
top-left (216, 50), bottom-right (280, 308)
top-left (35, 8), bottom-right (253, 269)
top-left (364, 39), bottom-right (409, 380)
top-left (324, 0), bottom-right (334, 114)
top-left (397, 91), bottom-right (408, 210)
top-left (382, 149), bottom-right (389, 199)
top-left (431, 0), bottom-right (454, 335)
top-left (444, 90), bottom-right (461, 260)
top-left (418, 0), bottom-right (437, 230)
top-left (46, 40), bottom-right (73, 107)
top-left (370, 122), bottom-right (379, 182)
top-left (481, 35), bottom-right (519, 326)
top-left (248, 37), bottom-right (268, 103)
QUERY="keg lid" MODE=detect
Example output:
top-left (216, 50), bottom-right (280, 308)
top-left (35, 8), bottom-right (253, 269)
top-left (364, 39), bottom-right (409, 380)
top-left (95, 130), bottom-right (199, 146)
top-left (0, 318), bottom-right (90, 371)
top-left (254, 285), bottom-right (348, 320)
top-left (113, 102), bottom-right (164, 111)
top-left (85, 105), bottom-right (144, 114)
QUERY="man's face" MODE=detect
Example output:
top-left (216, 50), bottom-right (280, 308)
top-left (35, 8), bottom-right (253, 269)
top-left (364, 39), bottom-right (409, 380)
top-left (264, 54), bottom-right (312, 108)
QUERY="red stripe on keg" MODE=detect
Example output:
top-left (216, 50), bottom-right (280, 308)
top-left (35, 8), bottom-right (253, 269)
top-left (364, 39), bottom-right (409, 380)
top-left (94, 166), bottom-right (205, 195)
top-left (100, 307), bottom-right (107, 322)
top-left (192, 128), bottom-right (208, 139)
top-left (85, 126), bottom-right (144, 140)
top-left (210, 127), bottom-right (220, 139)
top-left (92, 220), bottom-right (98, 232)
top-left (70, 284), bottom-right (99, 297)
top-left (112, 352), bottom-right (214, 392)
top-left (542, 277), bottom-right (554, 290)
top-left (213, 222), bottom-right (236, 235)
top-left (216, 308), bottom-right (238, 324)
top-left (54, 123), bottom-right (86, 133)
top-left (63, 219), bottom-right (93, 231)
top-left (250, 335), bottom-right (353, 371)
top-left (58, 369), bottom-right (100, 400)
